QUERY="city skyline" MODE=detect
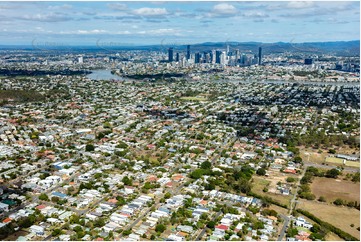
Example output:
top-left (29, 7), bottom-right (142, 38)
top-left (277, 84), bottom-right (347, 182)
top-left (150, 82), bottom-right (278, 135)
top-left (0, 1), bottom-right (359, 46)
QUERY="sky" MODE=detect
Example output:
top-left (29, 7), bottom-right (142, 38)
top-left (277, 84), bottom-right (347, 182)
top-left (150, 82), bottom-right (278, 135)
top-left (0, 1), bottom-right (359, 46)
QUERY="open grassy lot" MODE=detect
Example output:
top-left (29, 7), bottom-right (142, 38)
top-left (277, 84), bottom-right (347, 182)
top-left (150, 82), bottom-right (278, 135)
top-left (251, 177), bottom-right (292, 207)
top-left (325, 232), bottom-right (344, 241)
top-left (325, 157), bottom-right (360, 168)
top-left (297, 200), bottom-right (360, 240)
top-left (300, 146), bottom-right (360, 165)
top-left (310, 177), bottom-right (360, 203)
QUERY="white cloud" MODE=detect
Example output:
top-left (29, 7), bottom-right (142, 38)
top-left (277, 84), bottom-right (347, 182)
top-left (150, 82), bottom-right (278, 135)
top-left (213, 3), bottom-right (238, 15)
top-left (48, 4), bottom-right (72, 10)
top-left (243, 11), bottom-right (269, 18)
top-left (108, 3), bottom-right (127, 11)
top-left (137, 28), bottom-right (180, 35)
top-left (286, 1), bottom-right (315, 9)
top-left (19, 13), bottom-right (72, 22)
top-left (133, 7), bottom-right (168, 16)
top-left (77, 29), bottom-right (107, 34)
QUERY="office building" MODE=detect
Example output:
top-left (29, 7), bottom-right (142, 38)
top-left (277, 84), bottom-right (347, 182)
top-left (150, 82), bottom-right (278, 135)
top-left (168, 48), bottom-right (174, 62)
top-left (195, 53), bottom-right (201, 64)
top-left (215, 51), bottom-right (222, 64)
top-left (186, 45), bottom-right (190, 60)
top-left (304, 58), bottom-right (313, 65)
top-left (258, 47), bottom-right (262, 65)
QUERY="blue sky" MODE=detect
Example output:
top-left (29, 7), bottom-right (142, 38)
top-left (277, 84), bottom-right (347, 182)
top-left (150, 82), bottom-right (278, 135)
top-left (0, 1), bottom-right (359, 46)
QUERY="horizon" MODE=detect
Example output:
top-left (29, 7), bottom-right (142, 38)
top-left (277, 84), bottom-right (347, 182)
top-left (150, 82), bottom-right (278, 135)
top-left (0, 1), bottom-right (359, 45)
top-left (0, 39), bottom-right (359, 49)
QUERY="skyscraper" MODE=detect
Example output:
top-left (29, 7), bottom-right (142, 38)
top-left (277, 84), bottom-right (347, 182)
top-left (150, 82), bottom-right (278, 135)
top-left (168, 48), bottom-right (174, 62)
top-left (258, 47), bottom-right (262, 65)
top-left (215, 51), bottom-right (222, 64)
top-left (195, 53), bottom-right (201, 64)
top-left (176, 53), bottom-right (180, 62)
top-left (186, 45), bottom-right (190, 60)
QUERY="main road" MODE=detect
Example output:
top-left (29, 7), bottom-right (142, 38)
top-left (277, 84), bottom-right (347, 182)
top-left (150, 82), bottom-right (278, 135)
top-left (278, 164), bottom-right (308, 241)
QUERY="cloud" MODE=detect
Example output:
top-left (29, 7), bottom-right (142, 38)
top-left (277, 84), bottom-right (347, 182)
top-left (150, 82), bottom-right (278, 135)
top-left (213, 3), bottom-right (238, 15)
top-left (48, 4), bottom-right (72, 10)
top-left (243, 11), bottom-right (269, 18)
top-left (77, 29), bottom-right (107, 34)
top-left (132, 7), bottom-right (168, 16)
top-left (137, 28), bottom-right (181, 36)
top-left (19, 13), bottom-right (72, 22)
top-left (107, 3), bottom-right (127, 11)
top-left (286, 1), bottom-right (315, 9)
top-left (308, 18), bottom-right (350, 24)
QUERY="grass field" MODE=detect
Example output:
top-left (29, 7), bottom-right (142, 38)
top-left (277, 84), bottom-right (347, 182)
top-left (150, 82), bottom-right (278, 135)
top-left (325, 232), bottom-right (344, 241)
top-left (180, 96), bottom-right (207, 101)
top-left (310, 177), bottom-right (360, 203)
top-left (297, 200), bottom-right (360, 240)
top-left (300, 146), bottom-right (360, 164)
top-left (252, 177), bottom-right (292, 207)
top-left (325, 157), bottom-right (360, 168)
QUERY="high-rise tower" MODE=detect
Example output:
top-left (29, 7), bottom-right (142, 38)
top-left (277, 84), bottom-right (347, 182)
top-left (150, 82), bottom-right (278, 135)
top-left (258, 47), bottom-right (262, 65)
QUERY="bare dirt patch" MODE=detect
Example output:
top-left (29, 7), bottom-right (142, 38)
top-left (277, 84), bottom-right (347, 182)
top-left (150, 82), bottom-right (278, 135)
top-left (310, 177), bottom-right (360, 203)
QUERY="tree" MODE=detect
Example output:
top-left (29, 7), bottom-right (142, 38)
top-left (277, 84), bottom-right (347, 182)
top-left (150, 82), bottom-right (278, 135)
top-left (51, 196), bottom-right (60, 203)
top-left (286, 177), bottom-right (296, 183)
top-left (286, 228), bottom-right (298, 238)
top-left (200, 161), bottom-right (212, 170)
top-left (85, 144), bottom-right (95, 152)
top-left (164, 192), bottom-right (171, 199)
top-left (189, 169), bottom-right (203, 179)
top-left (39, 193), bottom-right (49, 201)
top-left (256, 168), bottom-right (266, 176)
top-left (352, 172), bottom-right (360, 183)
top-left (328, 149), bottom-right (336, 154)
top-left (325, 168), bottom-right (340, 179)
top-left (122, 176), bottom-right (132, 186)
top-left (318, 196), bottom-right (326, 202)
top-left (294, 156), bottom-right (303, 163)
top-left (52, 228), bottom-right (62, 237)
top-left (333, 198), bottom-right (344, 206)
top-left (155, 224), bottom-right (166, 233)
top-left (207, 221), bottom-right (216, 229)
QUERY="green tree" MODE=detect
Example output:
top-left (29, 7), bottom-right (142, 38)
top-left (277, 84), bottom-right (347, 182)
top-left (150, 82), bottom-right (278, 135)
top-left (294, 156), bottom-right (303, 163)
top-left (200, 161), bottom-right (212, 170)
top-left (333, 198), bottom-right (344, 206)
top-left (256, 168), bottom-right (266, 176)
top-left (325, 168), bottom-right (340, 179)
top-left (207, 221), bottom-right (216, 229)
top-left (122, 176), bottom-right (133, 186)
top-left (85, 144), bottom-right (95, 152)
top-left (52, 228), bottom-right (62, 237)
top-left (155, 224), bottom-right (166, 233)
top-left (39, 193), bottom-right (49, 201)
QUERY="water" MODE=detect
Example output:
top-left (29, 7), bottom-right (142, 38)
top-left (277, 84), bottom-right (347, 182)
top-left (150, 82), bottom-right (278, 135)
top-left (86, 69), bottom-right (122, 81)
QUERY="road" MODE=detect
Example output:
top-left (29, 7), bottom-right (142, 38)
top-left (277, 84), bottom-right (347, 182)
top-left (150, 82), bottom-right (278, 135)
top-left (277, 165), bottom-right (308, 241)
top-left (195, 211), bottom-right (222, 241)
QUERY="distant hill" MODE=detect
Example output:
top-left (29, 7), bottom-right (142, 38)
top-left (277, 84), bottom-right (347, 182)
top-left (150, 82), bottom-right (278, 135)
top-left (0, 40), bottom-right (359, 56)
top-left (185, 40), bottom-right (360, 56)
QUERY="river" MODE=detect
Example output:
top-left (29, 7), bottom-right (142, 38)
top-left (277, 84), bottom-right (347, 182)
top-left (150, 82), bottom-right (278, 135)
top-left (86, 69), bottom-right (123, 81)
